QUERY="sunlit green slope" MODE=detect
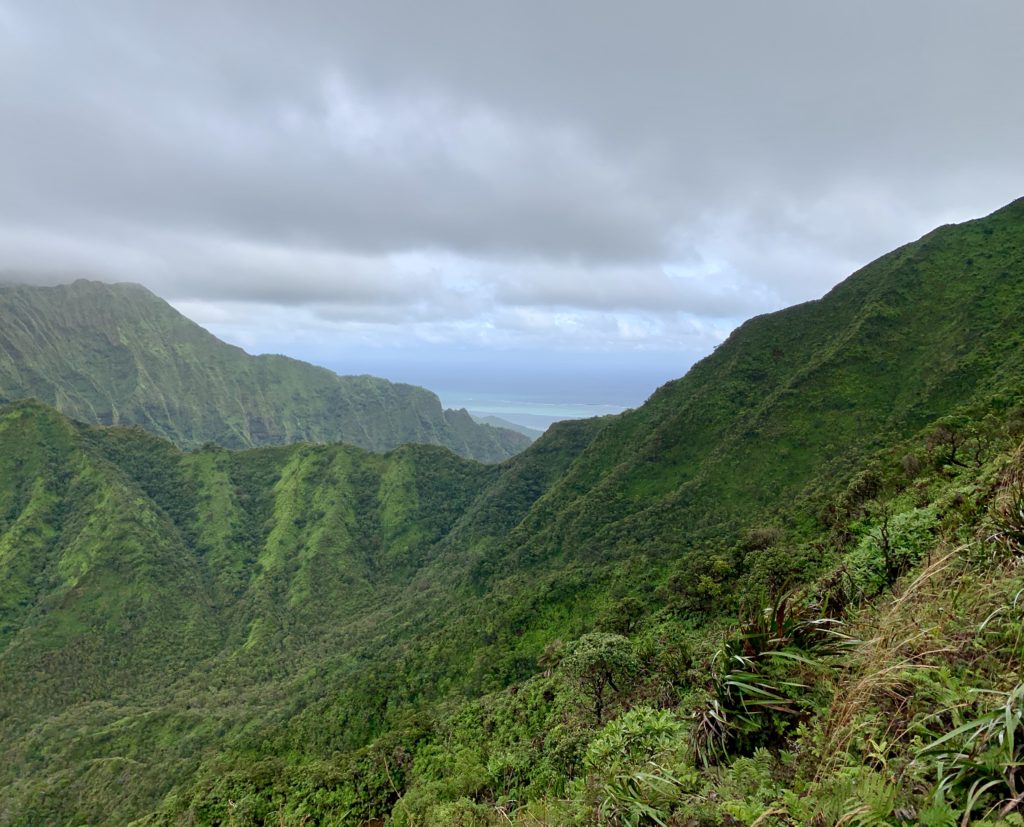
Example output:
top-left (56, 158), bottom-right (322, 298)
top-left (0, 280), bottom-right (530, 461)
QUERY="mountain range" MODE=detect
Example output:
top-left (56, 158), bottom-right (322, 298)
top-left (0, 198), bottom-right (1022, 824)
top-left (0, 279), bottom-right (531, 462)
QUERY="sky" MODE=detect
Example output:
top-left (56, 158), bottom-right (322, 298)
top-left (1, 2), bottom-right (1023, 419)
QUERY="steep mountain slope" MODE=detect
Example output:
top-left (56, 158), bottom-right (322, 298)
top-left (471, 414), bottom-right (544, 441)
top-left (0, 400), bottom-right (599, 824)
top-left (376, 198), bottom-right (1024, 704)
top-left (0, 280), bottom-right (530, 461)
top-left (490, 196), bottom-right (1024, 570)
top-left (0, 198), bottom-right (1022, 824)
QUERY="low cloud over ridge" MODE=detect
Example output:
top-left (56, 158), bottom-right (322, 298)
top-left (1, 1), bottom-right (1022, 357)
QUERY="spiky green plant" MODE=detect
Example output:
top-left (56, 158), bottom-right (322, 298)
top-left (989, 453), bottom-right (1024, 558)
top-left (691, 593), bottom-right (848, 765)
top-left (596, 763), bottom-right (689, 827)
top-left (919, 682), bottom-right (1024, 821)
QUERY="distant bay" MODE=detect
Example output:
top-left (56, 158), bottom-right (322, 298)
top-left (438, 390), bottom-right (626, 430)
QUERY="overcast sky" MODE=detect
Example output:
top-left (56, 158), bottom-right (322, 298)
top-left (1, 2), bottom-right (1023, 409)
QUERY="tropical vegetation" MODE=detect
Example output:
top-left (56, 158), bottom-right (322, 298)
top-left (1, 197), bottom-right (1023, 824)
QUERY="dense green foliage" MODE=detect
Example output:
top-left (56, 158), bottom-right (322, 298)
top-left (0, 198), bottom-right (1023, 824)
top-left (0, 280), bottom-right (530, 461)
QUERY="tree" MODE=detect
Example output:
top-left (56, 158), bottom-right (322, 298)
top-left (602, 597), bottom-right (645, 636)
top-left (561, 633), bottom-right (637, 722)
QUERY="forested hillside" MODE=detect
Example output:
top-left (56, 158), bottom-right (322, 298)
top-left (0, 280), bottom-right (530, 461)
top-left (0, 198), bottom-right (1023, 825)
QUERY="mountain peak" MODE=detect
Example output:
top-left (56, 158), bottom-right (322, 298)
top-left (0, 280), bottom-right (531, 460)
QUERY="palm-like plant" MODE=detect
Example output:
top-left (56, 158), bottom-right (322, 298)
top-left (989, 456), bottom-right (1024, 559)
top-left (919, 682), bottom-right (1024, 821)
top-left (691, 592), bottom-right (849, 765)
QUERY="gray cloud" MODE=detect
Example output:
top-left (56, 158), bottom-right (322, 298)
top-left (0, 0), bottom-right (1022, 357)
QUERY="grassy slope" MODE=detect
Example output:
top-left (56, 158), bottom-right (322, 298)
top-left (493, 197), bottom-right (1024, 567)
top-left (0, 199), bottom-right (1022, 823)
top-left (0, 280), bottom-right (530, 462)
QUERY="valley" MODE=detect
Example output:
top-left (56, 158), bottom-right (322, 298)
top-left (1, 199), bottom-right (1022, 824)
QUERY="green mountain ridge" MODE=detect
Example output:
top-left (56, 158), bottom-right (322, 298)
top-left (470, 414), bottom-right (545, 441)
top-left (0, 279), bottom-right (531, 462)
top-left (0, 197), bottom-right (1023, 824)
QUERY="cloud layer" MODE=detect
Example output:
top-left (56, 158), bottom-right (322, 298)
top-left (1, 1), bottom-right (1022, 358)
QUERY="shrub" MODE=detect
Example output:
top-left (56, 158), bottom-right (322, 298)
top-left (582, 707), bottom-right (694, 827)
